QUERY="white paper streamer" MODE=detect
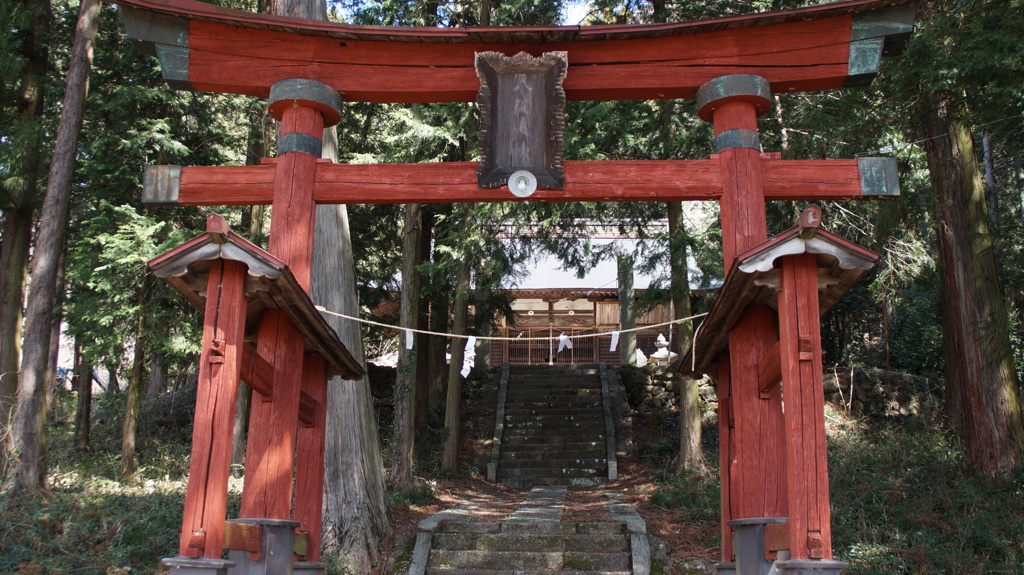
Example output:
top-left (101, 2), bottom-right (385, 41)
top-left (461, 336), bottom-right (477, 378)
top-left (557, 333), bottom-right (572, 353)
top-left (405, 329), bottom-right (414, 349)
top-left (610, 331), bottom-right (620, 352)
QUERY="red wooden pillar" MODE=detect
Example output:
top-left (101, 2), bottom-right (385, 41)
top-left (777, 253), bottom-right (832, 560)
top-left (696, 75), bottom-right (788, 561)
top-left (241, 79), bottom-right (342, 521)
top-left (717, 353), bottom-right (734, 561)
top-left (294, 354), bottom-right (328, 562)
top-left (178, 257), bottom-right (248, 558)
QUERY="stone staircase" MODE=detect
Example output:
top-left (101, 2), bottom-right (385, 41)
top-left (427, 520), bottom-right (632, 575)
top-left (489, 364), bottom-right (615, 487)
top-left (409, 487), bottom-right (651, 575)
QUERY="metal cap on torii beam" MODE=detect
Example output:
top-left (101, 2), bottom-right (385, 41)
top-left (695, 74), bottom-right (772, 121)
top-left (696, 74), bottom-right (771, 153)
top-left (268, 78), bottom-right (344, 128)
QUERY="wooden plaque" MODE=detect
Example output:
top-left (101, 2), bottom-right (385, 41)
top-left (476, 51), bottom-right (567, 190)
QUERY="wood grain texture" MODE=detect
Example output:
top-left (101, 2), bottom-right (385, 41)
top-left (758, 339), bottom-right (781, 393)
top-left (727, 306), bottom-right (788, 520)
top-left (239, 342), bottom-right (318, 426)
top-left (267, 105), bottom-right (323, 289)
top-left (476, 51), bottom-right (566, 188)
top-left (719, 147), bottom-right (768, 265)
top-left (717, 354), bottom-right (734, 562)
top-left (172, 13), bottom-right (855, 102)
top-left (293, 354), bottom-right (327, 562)
top-left (178, 259), bottom-right (247, 558)
top-left (169, 158), bottom-right (873, 206)
top-left (778, 254), bottom-right (833, 560)
top-left (241, 309), bottom-right (306, 520)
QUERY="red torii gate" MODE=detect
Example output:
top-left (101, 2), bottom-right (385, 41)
top-left (115, 0), bottom-right (919, 573)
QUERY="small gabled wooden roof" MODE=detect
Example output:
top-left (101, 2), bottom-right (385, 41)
top-left (148, 215), bottom-right (364, 380)
top-left (681, 207), bottom-right (879, 376)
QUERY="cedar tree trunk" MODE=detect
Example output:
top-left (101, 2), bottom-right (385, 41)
top-left (441, 261), bottom-right (471, 472)
top-left (414, 208), bottom-right (434, 431)
top-left (0, 0), bottom-right (51, 437)
top-left (3, 0), bottom-right (101, 495)
top-left (391, 203), bottom-right (423, 490)
top-left (617, 255), bottom-right (637, 366)
top-left (74, 341), bottom-right (92, 450)
top-left (668, 201), bottom-right (705, 473)
top-left (121, 321), bottom-right (146, 477)
top-left (273, 0), bottom-right (392, 568)
top-left (922, 93), bottom-right (1024, 478)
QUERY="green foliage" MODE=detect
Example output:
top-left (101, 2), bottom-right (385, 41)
top-left (650, 470), bottom-right (720, 525)
top-left (830, 423), bottom-right (1024, 573)
top-left (387, 483), bottom-right (435, 506)
top-left (0, 381), bottom-right (199, 574)
top-left (617, 365), bottom-right (647, 409)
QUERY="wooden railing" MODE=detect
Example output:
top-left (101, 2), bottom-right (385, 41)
top-left (490, 326), bottom-right (663, 366)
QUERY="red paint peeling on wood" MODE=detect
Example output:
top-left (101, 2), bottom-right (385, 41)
top-left (778, 253), bottom-right (833, 559)
top-left (168, 158), bottom-right (873, 206)
top-left (293, 354), bottom-right (327, 561)
top-left (178, 259), bottom-right (247, 559)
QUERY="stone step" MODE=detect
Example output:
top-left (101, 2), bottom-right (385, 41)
top-left (431, 532), bottom-right (629, 553)
top-left (436, 521), bottom-right (628, 535)
top-left (508, 377), bottom-right (601, 385)
top-left (507, 386), bottom-right (602, 395)
top-left (503, 407), bottom-right (605, 417)
top-left (425, 564), bottom-right (630, 568)
top-left (495, 467), bottom-right (607, 481)
top-left (501, 429), bottom-right (604, 439)
top-left (503, 418), bottom-right (604, 430)
top-left (506, 388), bottom-right (602, 396)
top-left (498, 448), bottom-right (605, 461)
top-left (500, 438), bottom-right (604, 450)
top-left (496, 458), bottom-right (607, 471)
top-left (504, 398), bottom-right (602, 408)
top-left (428, 550), bottom-right (630, 572)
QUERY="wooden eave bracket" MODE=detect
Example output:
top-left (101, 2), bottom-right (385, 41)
top-left (148, 216), bottom-right (364, 380)
top-left (679, 214), bottom-right (879, 377)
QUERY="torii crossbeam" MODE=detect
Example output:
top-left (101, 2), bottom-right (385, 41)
top-left (113, 0), bottom-right (920, 574)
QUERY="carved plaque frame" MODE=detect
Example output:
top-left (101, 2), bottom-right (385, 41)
top-left (476, 51), bottom-right (568, 190)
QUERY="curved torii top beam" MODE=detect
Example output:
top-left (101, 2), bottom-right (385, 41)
top-left (113, 0), bottom-right (918, 103)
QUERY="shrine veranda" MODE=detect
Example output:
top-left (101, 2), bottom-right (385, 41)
top-left (115, 0), bottom-right (921, 573)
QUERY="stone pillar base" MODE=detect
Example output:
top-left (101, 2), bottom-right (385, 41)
top-left (715, 562), bottom-right (737, 575)
top-left (161, 557), bottom-right (235, 575)
top-left (293, 561), bottom-right (326, 575)
top-left (729, 517), bottom-right (788, 575)
top-left (774, 560), bottom-right (848, 575)
top-left (227, 518), bottom-right (301, 575)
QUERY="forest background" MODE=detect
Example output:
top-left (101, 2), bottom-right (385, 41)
top-left (1, 0), bottom-right (1023, 573)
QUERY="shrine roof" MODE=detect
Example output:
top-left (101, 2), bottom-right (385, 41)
top-left (148, 215), bottom-right (365, 380)
top-left (680, 208), bottom-right (879, 377)
top-left (112, 0), bottom-right (920, 102)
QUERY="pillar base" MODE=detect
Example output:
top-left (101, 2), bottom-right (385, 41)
top-left (774, 560), bottom-right (848, 575)
top-left (715, 562), bottom-right (737, 575)
top-left (161, 557), bottom-right (236, 575)
top-left (293, 561), bottom-right (327, 575)
top-left (227, 518), bottom-right (301, 575)
top-left (728, 517), bottom-right (788, 575)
